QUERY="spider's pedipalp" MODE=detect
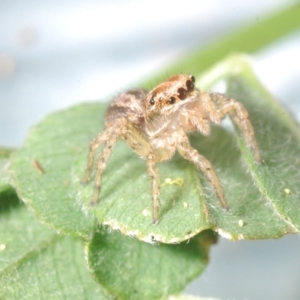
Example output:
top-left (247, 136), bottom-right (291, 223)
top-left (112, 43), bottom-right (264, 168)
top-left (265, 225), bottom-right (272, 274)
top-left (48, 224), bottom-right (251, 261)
top-left (198, 91), bottom-right (221, 124)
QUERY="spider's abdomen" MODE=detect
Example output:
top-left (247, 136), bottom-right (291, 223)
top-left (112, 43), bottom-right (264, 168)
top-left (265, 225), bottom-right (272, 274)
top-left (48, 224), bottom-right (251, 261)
top-left (105, 89), bottom-right (148, 131)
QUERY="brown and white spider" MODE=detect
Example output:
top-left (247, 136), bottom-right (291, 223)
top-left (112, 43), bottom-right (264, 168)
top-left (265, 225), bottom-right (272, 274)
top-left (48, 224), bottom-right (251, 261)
top-left (81, 74), bottom-right (261, 224)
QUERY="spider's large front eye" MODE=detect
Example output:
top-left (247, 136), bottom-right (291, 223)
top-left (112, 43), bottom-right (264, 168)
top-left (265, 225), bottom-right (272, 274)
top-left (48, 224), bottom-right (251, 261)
top-left (149, 97), bottom-right (155, 105)
top-left (177, 87), bottom-right (187, 100)
top-left (190, 75), bottom-right (195, 83)
top-left (168, 97), bottom-right (176, 104)
top-left (186, 80), bottom-right (194, 91)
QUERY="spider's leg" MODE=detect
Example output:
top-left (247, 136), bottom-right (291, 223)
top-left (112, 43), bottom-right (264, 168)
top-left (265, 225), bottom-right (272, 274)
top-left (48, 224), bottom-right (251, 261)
top-left (90, 126), bottom-right (121, 206)
top-left (177, 141), bottom-right (229, 210)
top-left (146, 153), bottom-right (160, 224)
top-left (124, 124), bottom-right (161, 223)
top-left (81, 129), bottom-right (109, 185)
top-left (209, 93), bottom-right (261, 163)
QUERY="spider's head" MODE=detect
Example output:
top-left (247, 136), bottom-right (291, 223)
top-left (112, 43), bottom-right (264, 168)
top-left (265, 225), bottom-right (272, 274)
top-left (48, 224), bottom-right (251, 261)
top-left (145, 74), bottom-right (198, 118)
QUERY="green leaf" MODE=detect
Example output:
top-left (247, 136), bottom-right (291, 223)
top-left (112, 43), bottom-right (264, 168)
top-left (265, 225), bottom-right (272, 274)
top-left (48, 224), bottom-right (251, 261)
top-left (0, 197), bottom-right (112, 300)
top-left (5, 5), bottom-right (300, 298)
top-left (0, 191), bottom-right (214, 300)
top-left (0, 147), bottom-right (14, 194)
top-left (87, 228), bottom-right (215, 300)
top-left (10, 54), bottom-right (300, 242)
top-left (10, 108), bottom-right (96, 238)
top-left (196, 54), bottom-right (300, 239)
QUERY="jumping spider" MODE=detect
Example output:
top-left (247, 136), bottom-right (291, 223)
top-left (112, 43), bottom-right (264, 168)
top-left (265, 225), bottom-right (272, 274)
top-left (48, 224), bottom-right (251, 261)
top-left (81, 74), bottom-right (261, 224)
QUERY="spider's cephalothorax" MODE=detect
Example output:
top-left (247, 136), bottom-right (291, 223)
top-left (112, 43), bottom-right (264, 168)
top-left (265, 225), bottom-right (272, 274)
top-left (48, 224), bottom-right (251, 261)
top-left (82, 74), bottom-right (261, 224)
top-left (145, 74), bottom-right (197, 117)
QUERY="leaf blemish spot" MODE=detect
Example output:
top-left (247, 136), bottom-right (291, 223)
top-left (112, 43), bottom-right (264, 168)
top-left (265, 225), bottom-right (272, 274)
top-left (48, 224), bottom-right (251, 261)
top-left (32, 159), bottom-right (44, 174)
top-left (142, 208), bottom-right (151, 217)
top-left (161, 177), bottom-right (184, 187)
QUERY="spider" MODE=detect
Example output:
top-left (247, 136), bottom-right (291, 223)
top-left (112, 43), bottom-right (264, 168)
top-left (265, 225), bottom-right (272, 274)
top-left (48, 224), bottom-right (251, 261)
top-left (81, 74), bottom-right (261, 224)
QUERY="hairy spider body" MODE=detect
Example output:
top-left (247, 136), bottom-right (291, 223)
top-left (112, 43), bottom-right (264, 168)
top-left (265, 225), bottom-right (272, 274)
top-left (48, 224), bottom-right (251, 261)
top-left (82, 74), bottom-right (261, 224)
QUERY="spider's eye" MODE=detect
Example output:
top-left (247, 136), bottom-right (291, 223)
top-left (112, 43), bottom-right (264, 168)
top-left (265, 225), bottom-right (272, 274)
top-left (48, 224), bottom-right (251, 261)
top-left (190, 75), bottom-right (195, 83)
top-left (149, 97), bottom-right (155, 105)
top-left (168, 97), bottom-right (176, 104)
top-left (177, 87), bottom-right (187, 100)
top-left (186, 80), bottom-right (194, 91)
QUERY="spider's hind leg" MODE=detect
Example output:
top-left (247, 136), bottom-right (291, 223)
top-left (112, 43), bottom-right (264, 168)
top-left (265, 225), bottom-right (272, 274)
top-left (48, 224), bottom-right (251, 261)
top-left (82, 128), bottom-right (110, 185)
top-left (81, 126), bottom-right (121, 206)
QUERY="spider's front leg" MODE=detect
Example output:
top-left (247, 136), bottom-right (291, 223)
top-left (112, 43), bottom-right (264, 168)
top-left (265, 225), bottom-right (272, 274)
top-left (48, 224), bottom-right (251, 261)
top-left (81, 126), bottom-right (120, 206)
top-left (177, 141), bottom-right (229, 210)
top-left (209, 93), bottom-right (261, 163)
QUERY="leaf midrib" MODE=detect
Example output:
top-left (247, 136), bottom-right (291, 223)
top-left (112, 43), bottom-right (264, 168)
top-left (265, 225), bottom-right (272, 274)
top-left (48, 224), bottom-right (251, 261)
top-left (0, 234), bottom-right (61, 279)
